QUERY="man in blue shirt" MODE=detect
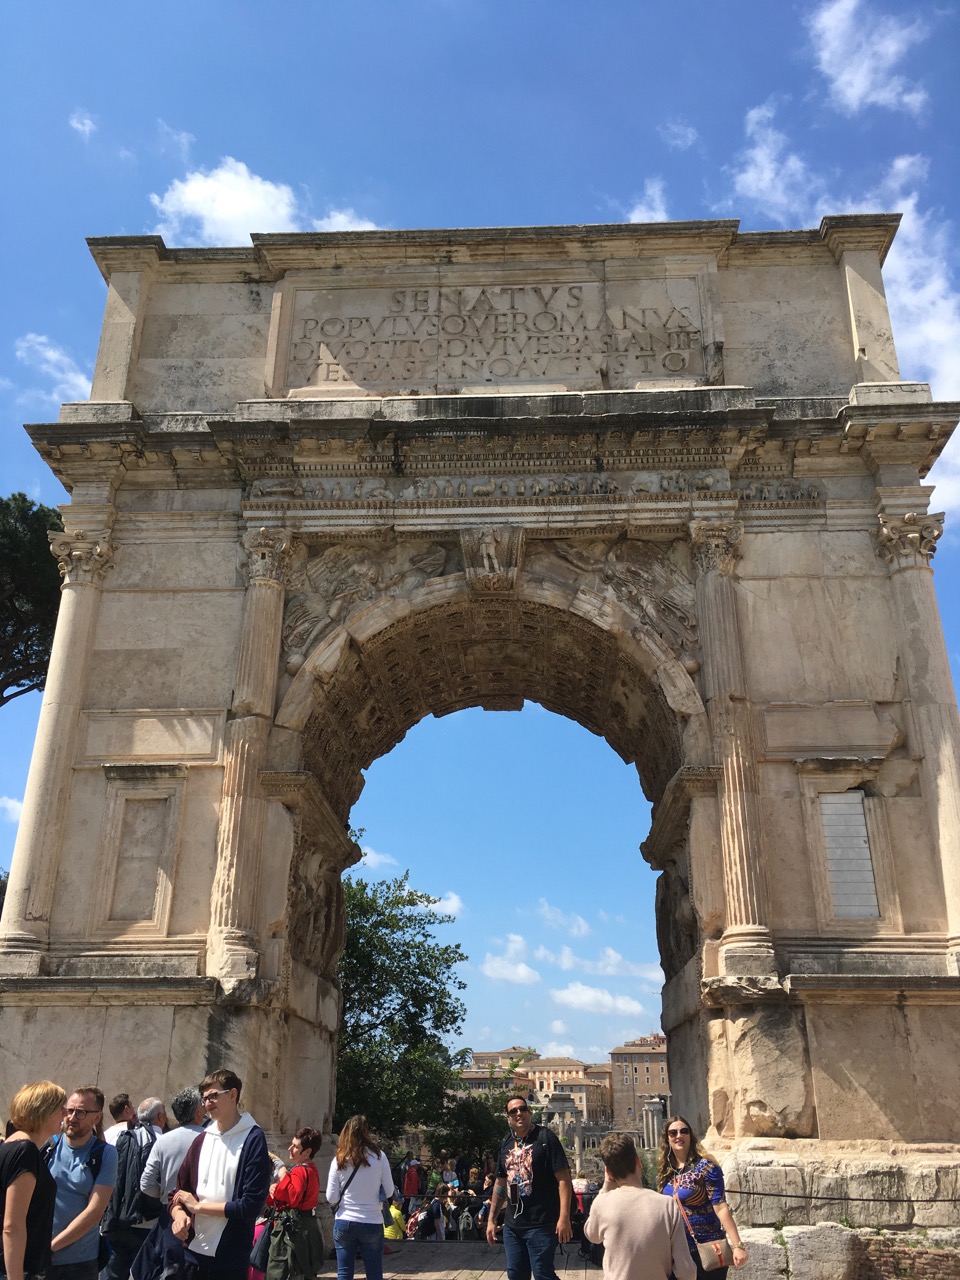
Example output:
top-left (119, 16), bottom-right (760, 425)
top-left (48, 1085), bottom-right (118, 1280)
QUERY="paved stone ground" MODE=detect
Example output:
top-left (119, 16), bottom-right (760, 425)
top-left (323, 1240), bottom-right (601, 1279)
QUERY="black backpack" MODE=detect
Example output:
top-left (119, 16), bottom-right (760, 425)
top-left (102, 1125), bottom-right (158, 1231)
top-left (43, 1133), bottom-right (108, 1183)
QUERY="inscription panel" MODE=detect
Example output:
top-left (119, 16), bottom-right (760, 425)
top-left (282, 276), bottom-right (708, 396)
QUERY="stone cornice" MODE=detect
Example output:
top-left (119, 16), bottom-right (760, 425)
top-left (641, 765), bottom-right (722, 869)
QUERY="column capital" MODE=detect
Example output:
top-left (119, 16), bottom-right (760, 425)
top-left (242, 526), bottom-right (294, 584)
top-left (690, 520), bottom-right (743, 576)
top-left (876, 511), bottom-right (944, 568)
top-left (49, 529), bottom-right (114, 585)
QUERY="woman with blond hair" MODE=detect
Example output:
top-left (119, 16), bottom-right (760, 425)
top-left (324, 1116), bottom-right (393, 1280)
top-left (656, 1116), bottom-right (748, 1276)
top-left (1, 1081), bottom-right (66, 1280)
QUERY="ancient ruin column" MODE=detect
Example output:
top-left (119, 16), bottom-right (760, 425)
top-left (691, 520), bottom-right (776, 974)
top-left (209, 527), bottom-right (292, 985)
top-left (0, 524), bottom-right (114, 965)
top-left (876, 508), bottom-right (960, 972)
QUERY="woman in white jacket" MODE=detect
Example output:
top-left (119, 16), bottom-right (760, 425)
top-left (324, 1116), bottom-right (394, 1280)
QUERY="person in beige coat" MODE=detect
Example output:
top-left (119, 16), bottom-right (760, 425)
top-left (584, 1134), bottom-right (695, 1280)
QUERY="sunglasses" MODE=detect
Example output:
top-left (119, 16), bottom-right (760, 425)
top-left (507, 1105), bottom-right (529, 1116)
top-left (667, 1127), bottom-right (690, 1137)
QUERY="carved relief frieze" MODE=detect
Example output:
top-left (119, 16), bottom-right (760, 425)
top-left (876, 511), bottom-right (944, 566)
top-left (282, 540), bottom-right (451, 668)
top-left (460, 526), bottom-right (525, 592)
top-left (49, 529), bottom-right (114, 585)
top-left (549, 537), bottom-right (698, 657)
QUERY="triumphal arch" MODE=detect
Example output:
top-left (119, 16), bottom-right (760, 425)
top-left (2, 216), bottom-right (959, 1220)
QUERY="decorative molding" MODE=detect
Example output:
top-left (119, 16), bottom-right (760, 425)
top-left (460, 526), bottom-right (525, 592)
top-left (243, 526), bottom-right (294, 583)
top-left (876, 511), bottom-right (944, 566)
top-left (49, 529), bottom-right (114, 585)
top-left (689, 520), bottom-right (743, 575)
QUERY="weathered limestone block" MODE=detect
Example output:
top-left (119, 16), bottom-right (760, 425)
top-left (727, 1005), bottom-right (816, 1137)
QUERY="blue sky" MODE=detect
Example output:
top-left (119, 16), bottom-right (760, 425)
top-left (2, 0), bottom-right (959, 1064)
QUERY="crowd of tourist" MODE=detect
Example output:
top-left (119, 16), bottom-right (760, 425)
top-left (2, 1075), bottom-right (747, 1280)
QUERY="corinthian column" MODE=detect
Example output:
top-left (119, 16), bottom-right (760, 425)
top-left (876, 508), bottom-right (960, 972)
top-left (0, 525), bottom-right (114, 967)
top-left (691, 521), bottom-right (776, 975)
top-left (209, 527), bottom-right (292, 986)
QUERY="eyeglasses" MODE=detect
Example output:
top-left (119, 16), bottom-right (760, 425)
top-left (201, 1089), bottom-right (232, 1104)
top-left (667, 1127), bottom-right (690, 1137)
top-left (507, 1105), bottom-right (529, 1116)
top-left (64, 1107), bottom-right (98, 1118)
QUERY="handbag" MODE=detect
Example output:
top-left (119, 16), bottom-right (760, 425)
top-left (249, 1216), bottom-right (272, 1272)
top-left (672, 1187), bottom-right (734, 1272)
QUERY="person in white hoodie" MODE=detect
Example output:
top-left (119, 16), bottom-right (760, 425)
top-left (170, 1070), bottom-right (270, 1280)
top-left (324, 1115), bottom-right (393, 1280)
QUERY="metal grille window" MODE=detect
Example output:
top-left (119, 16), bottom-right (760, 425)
top-left (819, 791), bottom-right (880, 919)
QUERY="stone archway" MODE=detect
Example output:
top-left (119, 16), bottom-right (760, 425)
top-left (2, 217), bottom-right (959, 1223)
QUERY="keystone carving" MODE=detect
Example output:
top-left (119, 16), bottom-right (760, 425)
top-left (282, 540), bottom-right (449, 660)
top-left (690, 521), bottom-right (743, 576)
top-left (460, 526), bottom-right (525, 592)
top-left (49, 529), bottom-right (114, 585)
top-left (876, 511), bottom-right (944, 566)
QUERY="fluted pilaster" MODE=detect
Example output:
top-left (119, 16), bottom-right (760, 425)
top-left (875, 508), bottom-right (960, 970)
top-left (208, 528), bottom-right (292, 985)
top-left (691, 520), bottom-right (775, 974)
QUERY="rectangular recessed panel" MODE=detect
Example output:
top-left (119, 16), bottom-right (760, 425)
top-left (819, 792), bottom-right (880, 919)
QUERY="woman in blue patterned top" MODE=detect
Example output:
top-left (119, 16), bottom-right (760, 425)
top-left (656, 1116), bottom-right (748, 1276)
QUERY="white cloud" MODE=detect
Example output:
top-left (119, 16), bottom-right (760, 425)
top-left (541, 1040), bottom-right (575, 1057)
top-left (434, 890), bottom-right (464, 917)
top-left (69, 110), bottom-right (95, 140)
top-left (150, 157), bottom-right (302, 245)
top-left (0, 796), bottom-right (23, 823)
top-left (551, 981), bottom-right (646, 1017)
top-left (357, 845), bottom-right (398, 871)
top-left (481, 934), bottom-right (540, 985)
top-left (550, 1019), bottom-right (567, 1034)
top-left (536, 898), bottom-right (590, 939)
top-left (157, 120), bottom-right (195, 163)
top-left (807, 0), bottom-right (928, 116)
top-left (658, 120), bottom-right (698, 151)
top-left (727, 102), bottom-right (821, 226)
top-left (536, 943), bottom-right (663, 982)
top-left (312, 208), bottom-right (379, 232)
top-left (14, 334), bottom-right (92, 404)
top-left (627, 178), bottom-right (669, 224)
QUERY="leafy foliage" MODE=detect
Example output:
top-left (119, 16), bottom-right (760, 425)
top-left (0, 493), bottom-right (63, 708)
top-left (335, 872), bottom-right (467, 1139)
top-left (426, 1094), bottom-right (505, 1168)
top-left (0, 867), bottom-right (7, 918)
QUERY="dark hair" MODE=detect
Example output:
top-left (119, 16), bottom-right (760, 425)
top-left (598, 1133), bottom-right (639, 1181)
top-left (335, 1115), bottom-right (381, 1169)
top-left (109, 1093), bottom-right (131, 1121)
top-left (171, 1087), bottom-right (203, 1127)
top-left (294, 1126), bottom-right (323, 1157)
top-left (505, 1096), bottom-right (527, 1112)
top-left (199, 1069), bottom-right (242, 1101)
top-left (72, 1085), bottom-right (104, 1112)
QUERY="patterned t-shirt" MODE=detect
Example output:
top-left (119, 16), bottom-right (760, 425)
top-left (495, 1124), bottom-right (569, 1232)
top-left (661, 1157), bottom-right (726, 1246)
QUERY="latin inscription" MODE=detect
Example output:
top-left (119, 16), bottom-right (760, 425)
top-left (285, 280), bottom-right (705, 393)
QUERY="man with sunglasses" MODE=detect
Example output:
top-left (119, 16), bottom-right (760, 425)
top-left (169, 1070), bottom-right (270, 1280)
top-left (47, 1086), bottom-right (118, 1280)
top-left (486, 1097), bottom-right (572, 1280)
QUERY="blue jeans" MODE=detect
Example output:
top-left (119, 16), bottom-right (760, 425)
top-left (502, 1224), bottom-right (560, 1280)
top-left (333, 1220), bottom-right (384, 1280)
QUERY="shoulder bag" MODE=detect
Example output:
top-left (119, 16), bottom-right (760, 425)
top-left (672, 1185), bottom-right (734, 1272)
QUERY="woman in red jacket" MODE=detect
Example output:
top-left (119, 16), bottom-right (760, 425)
top-left (264, 1129), bottom-right (323, 1280)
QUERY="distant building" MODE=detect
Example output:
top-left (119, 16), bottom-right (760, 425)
top-left (610, 1035), bottom-right (670, 1133)
top-left (471, 1046), bottom-right (539, 1070)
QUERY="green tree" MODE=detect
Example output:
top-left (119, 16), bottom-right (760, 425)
top-left (426, 1094), bottom-right (505, 1169)
top-left (0, 867), bottom-right (7, 917)
top-left (0, 493), bottom-right (63, 707)
top-left (336, 871), bottom-right (467, 1139)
